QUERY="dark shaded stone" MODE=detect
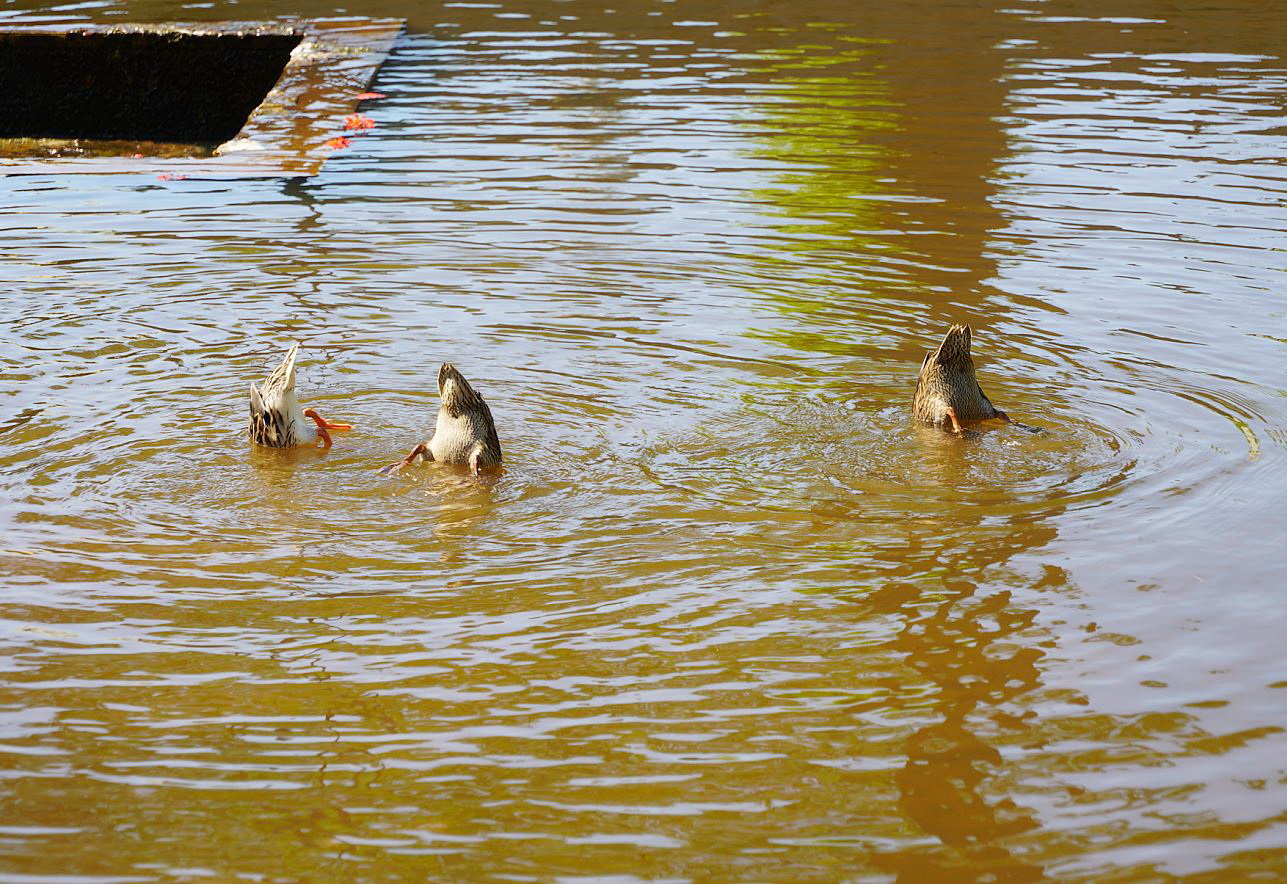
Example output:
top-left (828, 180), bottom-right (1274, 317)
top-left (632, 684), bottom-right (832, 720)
top-left (0, 19), bottom-right (405, 177)
top-left (0, 31), bottom-right (302, 143)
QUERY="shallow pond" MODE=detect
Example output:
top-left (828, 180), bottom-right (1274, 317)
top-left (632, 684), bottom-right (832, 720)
top-left (2, 0), bottom-right (1286, 879)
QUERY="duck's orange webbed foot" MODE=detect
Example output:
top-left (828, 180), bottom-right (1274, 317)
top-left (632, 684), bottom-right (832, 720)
top-left (379, 442), bottom-right (431, 476)
top-left (303, 408), bottom-right (353, 431)
top-left (945, 406), bottom-right (964, 435)
top-left (304, 408), bottom-right (353, 449)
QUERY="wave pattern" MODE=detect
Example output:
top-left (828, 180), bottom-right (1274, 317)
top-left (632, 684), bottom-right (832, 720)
top-left (1, 0), bottom-right (1286, 879)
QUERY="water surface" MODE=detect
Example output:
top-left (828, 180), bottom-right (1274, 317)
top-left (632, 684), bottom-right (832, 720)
top-left (2, 0), bottom-right (1286, 879)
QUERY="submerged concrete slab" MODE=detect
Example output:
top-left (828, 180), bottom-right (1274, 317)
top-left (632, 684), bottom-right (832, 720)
top-left (0, 18), bottom-right (405, 178)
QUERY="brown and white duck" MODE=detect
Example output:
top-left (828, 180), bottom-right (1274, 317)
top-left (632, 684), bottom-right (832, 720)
top-left (382, 363), bottom-right (502, 477)
top-left (912, 324), bottom-right (1010, 433)
top-left (248, 342), bottom-right (352, 448)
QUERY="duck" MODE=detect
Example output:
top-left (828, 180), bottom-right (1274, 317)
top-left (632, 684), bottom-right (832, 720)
top-left (382, 363), bottom-right (502, 477)
top-left (912, 324), bottom-right (1010, 434)
top-left (248, 342), bottom-right (352, 448)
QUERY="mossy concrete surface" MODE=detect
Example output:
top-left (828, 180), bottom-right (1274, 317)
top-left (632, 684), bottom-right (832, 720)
top-left (0, 19), bottom-right (404, 177)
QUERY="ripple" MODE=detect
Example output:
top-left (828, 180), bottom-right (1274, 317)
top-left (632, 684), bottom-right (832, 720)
top-left (2, 1), bottom-right (1287, 880)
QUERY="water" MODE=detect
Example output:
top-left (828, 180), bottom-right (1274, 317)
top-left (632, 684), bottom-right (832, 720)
top-left (2, 0), bottom-right (1286, 878)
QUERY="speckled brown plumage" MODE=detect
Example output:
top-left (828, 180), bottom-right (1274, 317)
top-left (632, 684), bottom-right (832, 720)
top-left (383, 363), bottom-right (502, 477)
top-left (912, 324), bottom-right (1008, 433)
top-left (249, 343), bottom-right (311, 448)
top-left (248, 343), bottom-right (351, 449)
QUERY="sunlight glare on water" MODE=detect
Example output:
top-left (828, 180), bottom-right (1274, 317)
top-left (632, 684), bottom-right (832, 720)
top-left (1, 0), bottom-right (1286, 879)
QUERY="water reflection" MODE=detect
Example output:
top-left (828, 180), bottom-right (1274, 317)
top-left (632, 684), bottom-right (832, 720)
top-left (882, 578), bottom-right (1046, 878)
top-left (2, 0), bottom-right (1287, 879)
top-left (738, 5), bottom-right (1015, 370)
top-left (846, 443), bottom-right (1066, 873)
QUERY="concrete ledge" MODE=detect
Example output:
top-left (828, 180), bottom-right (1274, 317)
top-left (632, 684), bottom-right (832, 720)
top-left (0, 17), bottom-right (405, 178)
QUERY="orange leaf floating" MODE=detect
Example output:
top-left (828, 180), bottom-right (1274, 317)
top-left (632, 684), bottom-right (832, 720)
top-left (355, 91), bottom-right (386, 100)
top-left (156, 173), bottom-right (188, 181)
top-left (325, 136), bottom-right (352, 150)
top-left (344, 113), bottom-right (376, 131)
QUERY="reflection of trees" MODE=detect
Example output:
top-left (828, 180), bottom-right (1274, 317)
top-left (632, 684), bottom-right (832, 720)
top-left (862, 511), bottom-right (1067, 877)
top-left (886, 580), bottom-right (1046, 879)
top-left (740, 42), bottom-right (912, 360)
top-left (729, 9), bottom-right (1061, 870)
top-left (736, 7), bottom-right (1014, 364)
top-left (748, 43), bottom-right (899, 246)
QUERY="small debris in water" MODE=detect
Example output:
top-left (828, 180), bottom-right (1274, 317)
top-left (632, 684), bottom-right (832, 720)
top-left (355, 91), bottom-right (386, 100)
top-left (325, 136), bottom-right (352, 150)
top-left (214, 136), bottom-right (267, 155)
top-left (344, 113), bottom-right (376, 131)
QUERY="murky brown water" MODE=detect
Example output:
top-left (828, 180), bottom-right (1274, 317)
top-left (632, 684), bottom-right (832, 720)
top-left (2, 0), bottom-right (1286, 879)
